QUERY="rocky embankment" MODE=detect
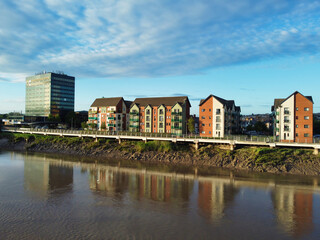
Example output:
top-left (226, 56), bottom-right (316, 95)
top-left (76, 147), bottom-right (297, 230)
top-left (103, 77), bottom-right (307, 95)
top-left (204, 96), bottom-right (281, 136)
top-left (1, 133), bottom-right (320, 176)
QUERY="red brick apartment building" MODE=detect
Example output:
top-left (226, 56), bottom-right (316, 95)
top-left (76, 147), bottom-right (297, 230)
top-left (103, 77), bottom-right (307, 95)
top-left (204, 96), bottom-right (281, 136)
top-left (199, 95), bottom-right (241, 138)
top-left (272, 91), bottom-right (313, 143)
top-left (88, 97), bottom-right (132, 131)
top-left (129, 96), bottom-right (191, 136)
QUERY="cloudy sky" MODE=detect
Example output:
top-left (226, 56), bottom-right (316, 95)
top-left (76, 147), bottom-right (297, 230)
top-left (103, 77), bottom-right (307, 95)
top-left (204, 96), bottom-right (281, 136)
top-left (0, 0), bottom-right (320, 115)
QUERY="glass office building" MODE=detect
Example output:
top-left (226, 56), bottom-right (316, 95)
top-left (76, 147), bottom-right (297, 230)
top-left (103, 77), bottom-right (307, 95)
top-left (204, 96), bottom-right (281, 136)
top-left (25, 72), bottom-right (75, 119)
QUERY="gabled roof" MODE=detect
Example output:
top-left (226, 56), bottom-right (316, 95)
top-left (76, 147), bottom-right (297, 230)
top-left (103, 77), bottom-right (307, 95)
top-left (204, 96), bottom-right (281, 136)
top-left (90, 97), bottom-right (123, 107)
top-left (131, 96), bottom-right (191, 108)
top-left (199, 94), bottom-right (240, 111)
top-left (124, 100), bottom-right (133, 108)
top-left (272, 91), bottom-right (313, 111)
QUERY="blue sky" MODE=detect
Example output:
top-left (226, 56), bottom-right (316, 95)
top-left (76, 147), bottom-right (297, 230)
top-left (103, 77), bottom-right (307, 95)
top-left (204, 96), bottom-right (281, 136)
top-left (0, 0), bottom-right (320, 115)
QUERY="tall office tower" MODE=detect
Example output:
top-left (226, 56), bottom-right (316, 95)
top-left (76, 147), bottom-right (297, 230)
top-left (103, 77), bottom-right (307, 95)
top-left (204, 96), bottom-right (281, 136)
top-left (25, 71), bottom-right (75, 121)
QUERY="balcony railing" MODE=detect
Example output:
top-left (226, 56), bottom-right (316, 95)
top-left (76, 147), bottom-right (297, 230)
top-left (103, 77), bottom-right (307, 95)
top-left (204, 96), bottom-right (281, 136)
top-left (108, 117), bottom-right (115, 120)
top-left (129, 125), bottom-right (139, 128)
top-left (88, 117), bottom-right (97, 120)
top-left (284, 128), bottom-right (290, 132)
top-left (108, 124), bottom-right (115, 127)
top-left (129, 112), bottom-right (139, 115)
top-left (171, 112), bottom-right (182, 116)
top-left (130, 118), bottom-right (139, 122)
top-left (284, 119), bottom-right (290, 123)
top-left (171, 119), bottom-right (182, 122)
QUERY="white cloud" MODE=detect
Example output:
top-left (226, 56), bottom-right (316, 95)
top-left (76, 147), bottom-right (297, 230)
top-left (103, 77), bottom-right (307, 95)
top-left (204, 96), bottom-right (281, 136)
top-left (0, 0), bottom-right (320, 81)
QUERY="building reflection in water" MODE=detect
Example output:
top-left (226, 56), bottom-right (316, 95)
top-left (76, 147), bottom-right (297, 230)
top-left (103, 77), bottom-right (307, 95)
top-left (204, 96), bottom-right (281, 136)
top-left (198, 180), bottom-right (238, 222)
top-left (272, 187), bottom-right (313, 237)
top-left (24, 155), bottom-right (73, 198)
top-left (89, 167), bottom-right (193, 204)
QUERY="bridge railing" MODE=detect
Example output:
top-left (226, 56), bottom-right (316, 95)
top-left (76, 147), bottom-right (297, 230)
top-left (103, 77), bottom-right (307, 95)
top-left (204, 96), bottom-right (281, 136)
top-left (2, 126), bottom-right (320, 144)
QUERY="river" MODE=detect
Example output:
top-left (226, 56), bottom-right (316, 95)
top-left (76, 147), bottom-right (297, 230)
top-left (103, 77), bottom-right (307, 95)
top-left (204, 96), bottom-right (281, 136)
top-left (0, 151), bottom-right (319, 239)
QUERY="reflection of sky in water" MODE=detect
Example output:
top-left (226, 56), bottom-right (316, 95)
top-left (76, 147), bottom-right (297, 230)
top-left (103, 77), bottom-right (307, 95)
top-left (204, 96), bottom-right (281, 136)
top-left (0, 151), bottom-right (320, 240)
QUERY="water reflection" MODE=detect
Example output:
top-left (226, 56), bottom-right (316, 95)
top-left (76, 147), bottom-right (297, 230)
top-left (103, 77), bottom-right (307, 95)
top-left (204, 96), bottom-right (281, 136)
top-left (89, 167), bottom-right (194, 204)
top-left (4, 152), bottom-right (320, 239)
top-left (272, 187), bottom-right (313, 237)
top-left (198, 181), bottom-right (238, 221)
top-left (23, 155), bottom-right (73, 198)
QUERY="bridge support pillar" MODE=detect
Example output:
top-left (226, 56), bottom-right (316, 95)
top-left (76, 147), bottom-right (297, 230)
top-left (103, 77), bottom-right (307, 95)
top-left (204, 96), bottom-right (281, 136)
top-left (230, 144), bottom-right (236, 151)
top-left (194, 140), bottom-right (199, 151)
top-left (194, 167), bottom-right (198, 176)
top-left (143, 138), bottom-right (147, 143)
top-left (118, 138), bottom-right (122, 144)
top-left (95, 138), bottom-right (98, 142)
top-left (313, 148), bottom-right (319, 155)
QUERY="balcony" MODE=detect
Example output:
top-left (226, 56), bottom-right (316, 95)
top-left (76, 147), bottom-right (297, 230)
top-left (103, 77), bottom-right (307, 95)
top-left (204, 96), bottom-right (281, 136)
top-left (130, 125), bottom-right (139, 128)
top-left (284, 119), bottom-right (290, 123)
top-left (284, 127), bottom-right (290, 132)
top-left (284, 110), bottom-right (290, 115)
top-left (88, 117), bottom-right (97, 120)
top-left (130, 118), bottom-right (139, 122)
top-left (171, 112), bottom-right (182, 116)
top-left (171, 126), bottom-right (182, 130)
top-left (108, 124), bottom-right (115, 127)
top-left (129, 112), bottom-right (139, 115)
top-left (171, 118), bottom-right (182, 122)
top-left (108, 117), bottom-right (115, 120)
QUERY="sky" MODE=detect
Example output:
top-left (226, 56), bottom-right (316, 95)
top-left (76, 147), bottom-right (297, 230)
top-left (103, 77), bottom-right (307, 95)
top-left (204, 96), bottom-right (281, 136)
top-left (0, 0), bottom-right (320, 115)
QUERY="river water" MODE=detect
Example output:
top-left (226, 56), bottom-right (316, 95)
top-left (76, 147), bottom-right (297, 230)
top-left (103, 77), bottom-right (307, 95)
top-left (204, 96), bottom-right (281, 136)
top-left (0, 151), bottom-right (320, 240)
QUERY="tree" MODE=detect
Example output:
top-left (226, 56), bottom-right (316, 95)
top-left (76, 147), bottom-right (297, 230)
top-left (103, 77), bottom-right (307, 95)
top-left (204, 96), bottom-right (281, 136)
top-left (101, 122), bottom-right (106, 130)
top-left (48, 114), bottom-right (61, 123)
top-left (187, 117), bottom-right (195, 134)
top-left (81, 121), bottom-right (88, 130)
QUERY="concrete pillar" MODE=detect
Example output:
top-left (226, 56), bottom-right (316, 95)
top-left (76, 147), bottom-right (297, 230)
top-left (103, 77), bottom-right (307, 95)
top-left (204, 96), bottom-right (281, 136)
top-left (230, 144), bottom-right (236, 151)
top-left (194, 140), bottom-right (199, 151)
top-left (95, 138), bottom-right (98, 142)
top-left (194, 167), bottom-right (198, 176)
top-left (313, 148), bottom-right (319, 155)
top-left (118, 138), bottom-right (122, 144)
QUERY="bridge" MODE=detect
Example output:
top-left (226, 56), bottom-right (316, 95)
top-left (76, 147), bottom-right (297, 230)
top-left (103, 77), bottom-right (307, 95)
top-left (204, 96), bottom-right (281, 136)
top-left (2, 128), bottom-right (320, 154)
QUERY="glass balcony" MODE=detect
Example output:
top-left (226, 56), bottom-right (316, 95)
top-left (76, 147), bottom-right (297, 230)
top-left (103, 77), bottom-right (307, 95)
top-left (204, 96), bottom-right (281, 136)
top-left (108, 124), bottom-right (115, 127)
top-left (171, 112), bottom-right (182, 116)
top-left (129, 112), bottom-right (139, 115)
top-left (171, 118), bottom-right (182, 122)
top-left (130, 125), bottom-right (139, 128)
top-left (107, 117), bottom-right (115, 120)
top-left (88, 117), bottom-right (97, 120)
top-left (171, 126), bottom-right (182, 130)
top-left (130, 118), bottom-right (139, 121)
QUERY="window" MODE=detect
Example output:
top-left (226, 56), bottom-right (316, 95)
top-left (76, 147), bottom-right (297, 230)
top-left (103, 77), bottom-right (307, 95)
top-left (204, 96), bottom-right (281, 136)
top-left (202, 124), bottom-right (205, 126)
top-left (209, 124), bottom-right (211, 127)
top-left (159, 109), bottom-right (163, 114)
top-left (146, 109), bottom-right (150, 114)
top-left (216, 124), bottom-right (221, 130)
top-left (304, 116), bottom-right (309, 120)
top-left (209, 109), bottom-right (211, 112)
top-left (296, 125), bottom-right (298, 128)
top-left (216, 109), bottom-right (221, 114)
top-left (146, 123), bottom-right (150, 128)
top-left (159, 123), bottom-right (163, 128)
top-left (209, 131), bottom-right (211, 134)
top-left (201, 109), bottom-right (205, 112)
top-left (201, 116), bottom-right (205, 119)
top-left (304, 125), bottom-right (309, 128)
top-left (209, 116), bottom-right (211, 119)
top-left (296, 133), bottom-right (298, 137)
top-left (304, 107), bottom-right (309, 111)
top-left (296, 107), bottom-right (298, 111)
top-left (304, 133), bottom-right (309, 137)
top-left (216, 116), bottom-right (221, 122)
top-left (201, 131), bottom-right (205, 134)
top-left (146, 116), bottom-right (150, 121)
top-left (159, 116), bottom-right (163, 121)
top-left (296, 116), bottom-right (298, 120)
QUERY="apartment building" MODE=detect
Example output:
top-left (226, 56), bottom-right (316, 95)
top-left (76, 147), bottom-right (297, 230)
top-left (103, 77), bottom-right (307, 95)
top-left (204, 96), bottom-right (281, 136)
top-left (272, 91), bottom-right (313, 143)
top-left (88, 97), bottom-right (132, 131)
top-left (129, 96), bottom-right (191, 136)
top-left (199, 95), bottom-right (241, 138)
